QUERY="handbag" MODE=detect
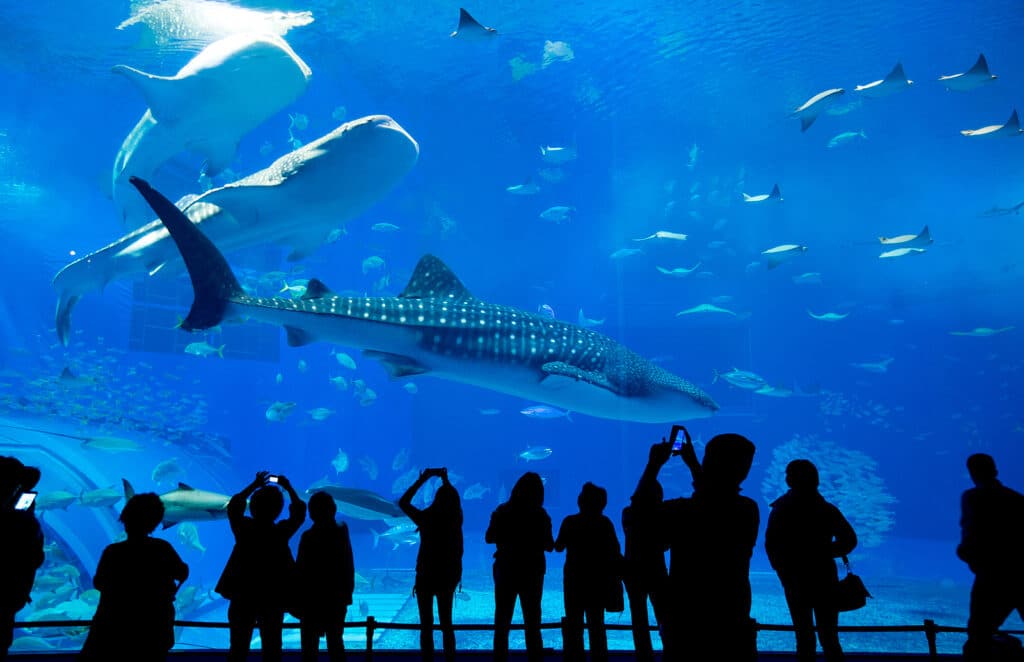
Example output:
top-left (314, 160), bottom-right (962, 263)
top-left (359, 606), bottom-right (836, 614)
top-left (834, 555), bottom-right (871, 612)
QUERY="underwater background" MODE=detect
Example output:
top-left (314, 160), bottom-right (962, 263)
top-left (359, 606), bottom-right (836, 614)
top-left (1, 0), bottom-right (1023, 654)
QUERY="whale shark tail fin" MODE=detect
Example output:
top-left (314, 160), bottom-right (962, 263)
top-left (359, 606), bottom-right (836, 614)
top-left (968, 53), bottom-right (991, 76)
top-left (129, 177), bottom-right (242, 332)
top-left (112, 65), bottom-right (186, 124)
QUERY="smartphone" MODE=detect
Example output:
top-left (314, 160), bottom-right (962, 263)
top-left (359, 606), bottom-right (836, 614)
top-left (14, 492), bottom-right (36, 511)
top-left (670, 425), bottom-right (688, 454)
top-left (267, 475), bottom-right (280, 484)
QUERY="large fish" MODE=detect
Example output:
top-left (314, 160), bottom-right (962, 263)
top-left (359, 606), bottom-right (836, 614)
top-left (54, 115), bottom-right (419, 346)
top-left (112, 33), bottom-right (312, 227)
top-left (306, 483), bottom-right (405, 524)
top-left (130, 177), bottom-right (719, 424)
top-left (122, 479), bottom-right (229, 528)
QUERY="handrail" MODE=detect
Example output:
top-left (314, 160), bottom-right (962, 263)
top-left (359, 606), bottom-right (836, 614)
top-left (15, 617), bottom-right (1024, 661)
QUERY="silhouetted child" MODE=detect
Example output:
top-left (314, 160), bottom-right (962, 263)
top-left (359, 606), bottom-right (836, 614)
top-left (296, 491), bottom-right (354, 662)
top-left (958, 453), bottom-right (1024, 661)
top-left (622, 478), bottom-right (668, 662)
top-left (0, 457), bottom-right (43, 660)
top-left (80, 493), bottom-right (189, 661)
top-left (486, 471), bottom-right (554, 662)
top-left (765, 459), bottom-right (857, 662)
top-left (216, 471), bottom-right (306, 662)
top-left (637, 432), bottom-right (759, 662)
top-left (399, 468), bottom-right (464, 662)
top-left (555, 482), bottom-right (623, 662)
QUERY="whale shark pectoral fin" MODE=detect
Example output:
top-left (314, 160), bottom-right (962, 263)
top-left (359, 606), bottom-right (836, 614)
top-left (399, 255), bottom-right (474, 300)
top-left (800, 116), bottom-right (816, 132)
top-left (55, 293), bottom-right (81, 347)
top-left (363, 351), bottom-right (430, 378)
top-left (540, 361), bottom-right (617, 393)
top-left (284, 326), bottom-right (316, 347)
top-left (112, 65), bottom-right (188, 124)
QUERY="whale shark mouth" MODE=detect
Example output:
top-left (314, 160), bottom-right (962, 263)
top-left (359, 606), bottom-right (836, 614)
top-left (128, 176), bottom-right (718, 423)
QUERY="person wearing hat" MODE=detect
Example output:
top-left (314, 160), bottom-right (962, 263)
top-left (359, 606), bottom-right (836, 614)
top-left (0, 456), bottom-right (44, 659)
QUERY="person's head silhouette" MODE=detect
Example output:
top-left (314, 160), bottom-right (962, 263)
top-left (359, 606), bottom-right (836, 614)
top-left (511, 471), bottom-right (545, 509)
top-left (432, 483), bottom-right (462, 517)
top-left (308, 491), bottom-right (337, 525)
top-left (785, 459), bottom-right (820, 492)
top-left (578, 482), bottom-right (607, 515)
top-left (120, 493), bottom-right (165, 537)
top-left (966, 453), bottom-right (998, 485)
top-left (250, 485), bottom-right (285, 523)
top-left (0, 456), bottom-right (41, 507)
top-left (701, 433), bottom-right (756, 490)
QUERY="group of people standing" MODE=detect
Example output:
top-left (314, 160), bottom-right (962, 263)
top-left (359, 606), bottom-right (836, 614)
top-left (0, 430), bottom-right (1021, 662)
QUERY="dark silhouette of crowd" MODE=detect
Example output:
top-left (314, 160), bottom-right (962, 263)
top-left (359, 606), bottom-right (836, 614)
top-left (0, 429), bottom-right (1021, 661)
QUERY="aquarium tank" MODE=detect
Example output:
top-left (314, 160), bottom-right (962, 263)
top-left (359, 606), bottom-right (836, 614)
top-left (0, 0), bottom-right (1021, 655)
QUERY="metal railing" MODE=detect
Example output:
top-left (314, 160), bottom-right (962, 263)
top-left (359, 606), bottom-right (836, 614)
top-left (17, 616), bottom-right (1020, 659)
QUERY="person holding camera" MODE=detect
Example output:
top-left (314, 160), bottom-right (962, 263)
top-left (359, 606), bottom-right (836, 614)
top-left (0, 456), bottom-right (43, 660)
top-left (216, 471), bottom-right (306, 662)
top-left (636, 426), bottom-right (759, 662)
top-left (399, 467), bottom-right (464, 662)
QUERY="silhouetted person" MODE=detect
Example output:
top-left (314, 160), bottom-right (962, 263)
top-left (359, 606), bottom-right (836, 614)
top-left (400, 468), bottom-right (464, 662)
top-left (765, 459), bottom-right (857, 662)
top-left (486, 471), bottom-right (554, 662)
top-left (638, 432), bottom-right (759, 662)
top-left (958, 453), bottom-right (1024, 661)
top-left (297, 491), bottom-right (354, 662)
top-left (0, 457), bottom-right (43, 661)
top-left (555, 482), bottom-right (623, 662)
top-left (216, 472), bottom-right (306, 662)
top-left (622, 478), bottom-right (668, 662)
top-left (80, 493), bottom-right (189, 661)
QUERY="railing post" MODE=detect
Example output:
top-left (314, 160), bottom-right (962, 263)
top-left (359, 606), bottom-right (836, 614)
top-left (366, 616), bottom-right (376, 662)
top-left (561, 616), bottom-right (569, 652)
top-left (924, 619), bottom-right (938, 660)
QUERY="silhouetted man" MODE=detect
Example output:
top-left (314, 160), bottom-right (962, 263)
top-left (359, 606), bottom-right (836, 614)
top-left (622, 478), bottom-right (668, 662)
top-left (638, 433), bottom-right (759, 662)
top-left (958, 453), bottom-right (1024, 661)
top-left (0, 457), bottom-right (43, 661)
top-left (765, 459), bottom-right (857, 662)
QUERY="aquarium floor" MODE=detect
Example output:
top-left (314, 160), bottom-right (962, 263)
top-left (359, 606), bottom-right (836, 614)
top-left (6, 653), bottom-right (960, 661)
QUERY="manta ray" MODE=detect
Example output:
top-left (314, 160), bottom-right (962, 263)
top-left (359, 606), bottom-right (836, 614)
top-left (130, 177), bottom-right (718, 424)
top-left (54, 115), bottom-right (419, 346)
top-left (112, 33), bottom-right (312, 227)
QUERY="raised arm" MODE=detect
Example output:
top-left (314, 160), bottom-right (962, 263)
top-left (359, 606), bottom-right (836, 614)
top-left (229, 471), bottom-right (269, 535)
top-left (399, 469), bottom-right (436, 521)
top-left (276, 475), bottom-right (307, 538)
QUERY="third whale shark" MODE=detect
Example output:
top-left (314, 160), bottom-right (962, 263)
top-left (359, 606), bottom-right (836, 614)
top-left (130, 177), bottom-right (718, 424)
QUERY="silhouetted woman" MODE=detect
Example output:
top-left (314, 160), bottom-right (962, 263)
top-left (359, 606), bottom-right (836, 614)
top-left (555, 482), bottom-right (623, 662)
top-left (765, 459), bottom-right (857, 662)
top-left (80, 493), bottom-right (189, 661)
top-left (297, 491), bottom-right (355, 662)
top-left (399, 468), bottom-right (463, 662)
top-left (622, 478), bottom-right (668, 661)
top-left (486, 471), bottom-right (554, 662)
top-left (216, 471), bottom-right (306, 662)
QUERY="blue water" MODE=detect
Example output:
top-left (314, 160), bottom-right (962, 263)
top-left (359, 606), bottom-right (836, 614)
top-left (1, 0), bottom-right (1023, 654)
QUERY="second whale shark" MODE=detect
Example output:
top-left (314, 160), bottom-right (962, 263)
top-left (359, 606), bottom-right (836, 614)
top-left (130, 177), bottom-right (718, 424)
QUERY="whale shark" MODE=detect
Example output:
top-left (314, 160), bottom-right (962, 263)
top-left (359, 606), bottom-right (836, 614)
top-left (130, 177), bottom-right (718, 424)
top-left (117, 0), bottom-right (314, 47)
top-left (112, 33), bottom-right (312, 227)
top-left (54, 115), bottom-right (419, 346)
top-left (939, 54), bottom-right (997, 92)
